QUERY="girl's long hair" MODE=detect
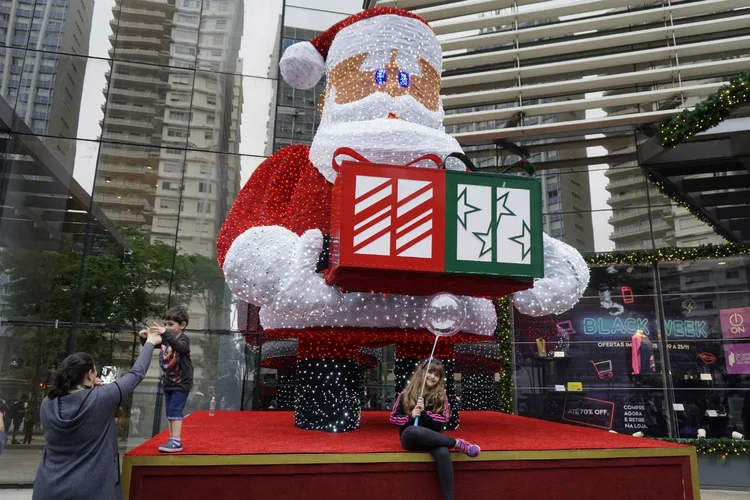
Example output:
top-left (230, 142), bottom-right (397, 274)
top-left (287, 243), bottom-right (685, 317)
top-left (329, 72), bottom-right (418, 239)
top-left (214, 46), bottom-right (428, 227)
top-left (401, 358), bottom-right (447, 414)
top-left (48, 352), bottom-right (95, 400)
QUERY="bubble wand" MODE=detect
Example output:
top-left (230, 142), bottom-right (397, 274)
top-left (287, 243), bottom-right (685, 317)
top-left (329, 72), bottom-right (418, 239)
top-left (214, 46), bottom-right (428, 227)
top-left (414, 293), bottom-right (465, 427)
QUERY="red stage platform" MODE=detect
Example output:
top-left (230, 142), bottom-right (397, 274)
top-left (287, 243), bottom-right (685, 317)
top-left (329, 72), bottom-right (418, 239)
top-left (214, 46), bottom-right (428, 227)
top-left (123, 411), bottom-right (699, 500)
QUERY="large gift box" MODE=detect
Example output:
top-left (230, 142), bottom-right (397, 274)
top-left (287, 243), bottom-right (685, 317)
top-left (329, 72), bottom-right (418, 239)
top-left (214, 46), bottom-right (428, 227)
top-left (326, 154), bottom-right (544, 297)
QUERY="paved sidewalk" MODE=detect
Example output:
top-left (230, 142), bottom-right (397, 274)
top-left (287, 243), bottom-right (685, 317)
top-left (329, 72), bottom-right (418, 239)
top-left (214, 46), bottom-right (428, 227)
top-left (0, 438), bottom-right (147, 486)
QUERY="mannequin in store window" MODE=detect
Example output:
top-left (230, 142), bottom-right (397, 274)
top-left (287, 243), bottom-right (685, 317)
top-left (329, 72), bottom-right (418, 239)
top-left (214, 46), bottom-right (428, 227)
top-left (631, 329), bottom-right (656, 375)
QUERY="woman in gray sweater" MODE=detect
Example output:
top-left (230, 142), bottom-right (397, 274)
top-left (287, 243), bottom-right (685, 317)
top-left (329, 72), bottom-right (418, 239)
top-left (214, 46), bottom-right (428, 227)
top-left (32, 329), bottom-right (161, 500)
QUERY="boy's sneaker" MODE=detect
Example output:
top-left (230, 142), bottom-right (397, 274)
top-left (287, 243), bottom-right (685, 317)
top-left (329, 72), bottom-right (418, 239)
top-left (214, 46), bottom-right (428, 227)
top-left (455, 438), bottom-right (480, 458)
top-left (158, 439), bottom-right (183, 453)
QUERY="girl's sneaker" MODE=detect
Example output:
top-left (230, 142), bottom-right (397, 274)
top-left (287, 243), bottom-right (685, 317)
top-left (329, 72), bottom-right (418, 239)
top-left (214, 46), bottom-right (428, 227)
top-left (158, 439), bottom-right (183, 453)
top-left (455, 438), bottom-right (480, 458)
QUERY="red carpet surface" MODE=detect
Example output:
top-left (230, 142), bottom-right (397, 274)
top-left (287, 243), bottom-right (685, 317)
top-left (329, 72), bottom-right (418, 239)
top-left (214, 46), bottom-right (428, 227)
top-left (127, 411), bottom-right (685, 456)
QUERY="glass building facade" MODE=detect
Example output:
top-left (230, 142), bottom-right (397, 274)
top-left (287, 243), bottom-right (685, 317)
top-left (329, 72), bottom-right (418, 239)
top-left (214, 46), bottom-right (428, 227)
top-left (0, 0), bottom-right (748, 486)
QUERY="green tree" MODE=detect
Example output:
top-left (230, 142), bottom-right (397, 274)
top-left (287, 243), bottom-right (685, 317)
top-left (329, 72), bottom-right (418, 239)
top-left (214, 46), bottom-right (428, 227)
top-left (0, 230), bottom-right (194, 395)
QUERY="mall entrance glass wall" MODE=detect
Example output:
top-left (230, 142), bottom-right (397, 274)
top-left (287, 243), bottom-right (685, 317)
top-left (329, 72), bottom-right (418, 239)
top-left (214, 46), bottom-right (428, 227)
top-left (513, 256), bottom-right (750, 439)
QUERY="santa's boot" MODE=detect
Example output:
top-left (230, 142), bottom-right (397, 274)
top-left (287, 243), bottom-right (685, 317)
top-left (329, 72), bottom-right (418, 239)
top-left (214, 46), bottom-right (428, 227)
top-left (277, 371), bottom-right (296, 410)
top-left (294, 339), bottom-right (361, 432)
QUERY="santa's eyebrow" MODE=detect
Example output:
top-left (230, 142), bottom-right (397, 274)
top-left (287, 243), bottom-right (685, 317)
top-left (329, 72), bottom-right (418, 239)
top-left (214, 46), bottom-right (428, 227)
top-left (358, 53), bottom-right (423, 77)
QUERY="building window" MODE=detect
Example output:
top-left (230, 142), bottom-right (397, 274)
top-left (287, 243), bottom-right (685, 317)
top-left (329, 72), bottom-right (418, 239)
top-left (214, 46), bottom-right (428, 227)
top-left (213, 35), bottom-right (223, 44)
top-left (206, 96), bottom-right (216, 106)
top-left (169, 110), bottom-right (191, 121)
top-left (206, 113), bottom-right (215, 124)
top-left (177, 14), bottom-right (198, 24)
top-left (175, 45), bottom-right (196, 56)
top-left (219, 1), bottom-right (228, 10)
top-left (163, 162), bottom-right (181, 173)
top-left (199, 182), bottom-right (212, 193)
top-left (200, 164), bottom-right (212, 175)
top-left (197, 201), bottom-right (212, 213)
top-left (204, 131), bottom-right (213, 140)
top-left (168, 128), bottom-right (188, 138)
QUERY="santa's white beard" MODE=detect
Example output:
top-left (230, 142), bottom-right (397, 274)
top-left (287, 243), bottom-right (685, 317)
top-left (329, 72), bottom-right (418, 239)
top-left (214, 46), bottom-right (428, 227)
top-left (310, 92), bottom-right (465, 183)
top-left (310, 119), bottom-right (464, 183)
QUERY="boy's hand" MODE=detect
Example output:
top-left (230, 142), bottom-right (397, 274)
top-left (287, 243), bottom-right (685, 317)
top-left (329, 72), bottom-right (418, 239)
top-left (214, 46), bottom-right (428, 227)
top-left (138, 328), bottom-right (148, 339)
top-left (149, 322), bottom-right (166, 335)
top-left (94, 378), bottom-right (103, 387)
top-left (0, 411), bottom-right (4, 432)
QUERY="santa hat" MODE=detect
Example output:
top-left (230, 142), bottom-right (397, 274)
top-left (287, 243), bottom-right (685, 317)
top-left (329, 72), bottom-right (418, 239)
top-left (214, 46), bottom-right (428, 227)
top-left (279, 7), bottom-right (439, 90)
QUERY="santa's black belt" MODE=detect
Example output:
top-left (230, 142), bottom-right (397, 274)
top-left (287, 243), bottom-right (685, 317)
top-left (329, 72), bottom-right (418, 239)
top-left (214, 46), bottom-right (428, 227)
top-left (315, 234), bottom-right (330, 273)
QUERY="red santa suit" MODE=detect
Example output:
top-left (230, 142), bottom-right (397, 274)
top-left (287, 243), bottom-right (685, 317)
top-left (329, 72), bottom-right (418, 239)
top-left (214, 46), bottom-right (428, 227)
top-left (216, 8), bottom-right (589, 431)
top-left (216, 143), bottom-right (496, 352)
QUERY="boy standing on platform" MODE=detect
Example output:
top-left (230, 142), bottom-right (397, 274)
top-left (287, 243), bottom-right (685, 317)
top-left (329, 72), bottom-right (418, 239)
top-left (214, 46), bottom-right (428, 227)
top-left (140, 306), bottom-right (193, 453)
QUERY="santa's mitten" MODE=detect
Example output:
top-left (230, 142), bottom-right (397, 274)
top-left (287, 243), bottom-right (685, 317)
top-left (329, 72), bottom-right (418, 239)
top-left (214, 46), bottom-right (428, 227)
top-left (511, 233), bottom-right (590, 317)
top-left (223, 226), bottom-right (342, 316)
top-left (459, 296), bottom-right (497, 336)
top-left (272, 229), bottom-right (343, 317)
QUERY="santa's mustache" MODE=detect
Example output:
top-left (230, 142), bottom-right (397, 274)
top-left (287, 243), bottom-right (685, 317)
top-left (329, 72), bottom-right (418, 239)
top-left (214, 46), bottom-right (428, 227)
top-left (321, 90), bottom-right (444, 130)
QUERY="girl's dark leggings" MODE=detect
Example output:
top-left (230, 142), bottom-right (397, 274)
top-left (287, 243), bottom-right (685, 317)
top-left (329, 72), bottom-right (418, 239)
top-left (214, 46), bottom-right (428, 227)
top-left (400, 425), bottom-right (457, 500)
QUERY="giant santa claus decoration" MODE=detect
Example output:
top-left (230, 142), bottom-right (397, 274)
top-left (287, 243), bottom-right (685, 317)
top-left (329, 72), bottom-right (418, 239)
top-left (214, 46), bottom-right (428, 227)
top-left (217, 8), bottom-right (589, 432)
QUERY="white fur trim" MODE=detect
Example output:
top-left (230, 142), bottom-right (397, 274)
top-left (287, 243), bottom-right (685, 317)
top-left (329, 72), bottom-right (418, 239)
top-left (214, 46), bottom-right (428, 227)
top-left (260, 294), bottom-right (497, 337)
top-left (310, 119), bottom-right (464, 184)
top-left (224, 226), bottom-right (497, 337)
top-left (280, 41), bottom-right (326, 90)
top-left (327, 15), bottom-right (441, 74)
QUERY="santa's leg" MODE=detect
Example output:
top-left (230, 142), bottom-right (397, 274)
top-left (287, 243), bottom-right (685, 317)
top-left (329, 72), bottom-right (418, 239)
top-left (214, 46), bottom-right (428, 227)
top-left (394, 343), bottom-right (460, 430)
top-left (294, 338), bottom-right (361, 432)
top-left (459, 373), bottom-right (501, 411)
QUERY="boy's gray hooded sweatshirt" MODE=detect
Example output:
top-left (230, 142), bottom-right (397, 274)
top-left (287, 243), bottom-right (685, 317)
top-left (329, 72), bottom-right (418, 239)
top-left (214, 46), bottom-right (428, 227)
top-left (32, 343), bottom-right (155, 500)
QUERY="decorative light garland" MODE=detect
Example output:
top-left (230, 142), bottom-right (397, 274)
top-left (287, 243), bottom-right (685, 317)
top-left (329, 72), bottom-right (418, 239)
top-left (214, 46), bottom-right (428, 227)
top-left (652, 72), bottom-right (750, 237)
top-left (659, 71), bottom-right (750, 148)
top-left (584, 243), bottom-right (750, 266)
top-left (660, 438), bottom-right (749, 458)
top-left (496, 296), bottom-right (513, 414)
top-left (646, 174), bottom-right (732, 241)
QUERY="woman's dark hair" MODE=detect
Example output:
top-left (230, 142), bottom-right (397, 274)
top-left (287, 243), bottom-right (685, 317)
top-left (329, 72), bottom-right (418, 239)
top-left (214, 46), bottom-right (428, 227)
top-left (48, 352), bottom-right (95, 400)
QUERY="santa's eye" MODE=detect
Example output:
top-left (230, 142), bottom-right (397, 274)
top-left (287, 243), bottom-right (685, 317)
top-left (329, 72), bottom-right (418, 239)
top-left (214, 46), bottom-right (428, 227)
top-left (398, 71), bottom-right (410, 88)
top-left (375, 68), bottom-right (387, 86)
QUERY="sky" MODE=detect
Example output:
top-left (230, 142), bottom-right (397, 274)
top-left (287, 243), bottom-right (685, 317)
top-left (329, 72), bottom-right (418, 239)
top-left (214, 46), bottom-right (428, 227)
top-left (71, 0), bottom-right (614, 251)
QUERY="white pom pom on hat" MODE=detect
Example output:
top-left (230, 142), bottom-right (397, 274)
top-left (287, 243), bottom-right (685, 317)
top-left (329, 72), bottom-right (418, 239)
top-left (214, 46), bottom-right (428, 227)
top-left (279, 41), bottom-right (325, 90)
top-left (278, 7), bottom-right (432, 90)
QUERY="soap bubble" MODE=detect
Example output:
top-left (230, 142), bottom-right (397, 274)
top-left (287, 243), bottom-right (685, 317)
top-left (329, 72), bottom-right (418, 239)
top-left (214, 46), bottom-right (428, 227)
top-left (423, 293), bottom-right (466, 337)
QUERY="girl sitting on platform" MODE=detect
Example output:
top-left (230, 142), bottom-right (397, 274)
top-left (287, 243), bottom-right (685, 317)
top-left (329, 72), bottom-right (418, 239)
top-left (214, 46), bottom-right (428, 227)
top-left (390, 359), bottom-right (480, 500)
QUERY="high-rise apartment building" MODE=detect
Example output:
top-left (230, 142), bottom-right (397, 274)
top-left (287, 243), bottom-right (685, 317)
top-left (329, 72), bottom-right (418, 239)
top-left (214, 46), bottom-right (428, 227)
top-left (97, 0), bottom-right (244, 263)
top-left (269, 26), bottom-right (326, 154)
top-left (366, 0), bottom-right (748, 252)
top-left (96, 0), bottom-right (245, 401)
top-left (0, 0), bottom-right (94, 170)
top-left (443, 13), bottom-right (596, 252)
